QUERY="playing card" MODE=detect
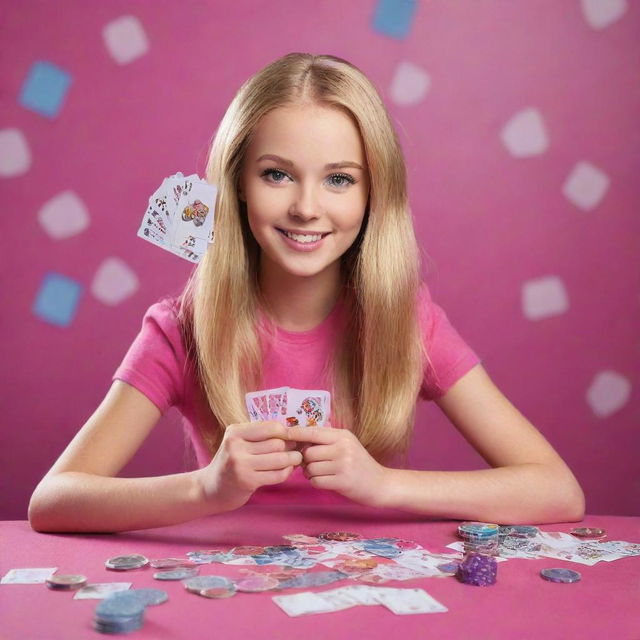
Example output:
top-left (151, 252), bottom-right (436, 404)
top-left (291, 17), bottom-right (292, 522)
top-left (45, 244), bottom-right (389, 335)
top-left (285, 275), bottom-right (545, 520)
top-left (137, 172), bottom-right (217, 263)
top-left (73, 583), bottom-right (132, 599)
top-left (374, 587), bottom-right (448, 615)
top-left (285, 388), bottom-right (330, 427)
top-left (1, 568), bottom-right (57, 584)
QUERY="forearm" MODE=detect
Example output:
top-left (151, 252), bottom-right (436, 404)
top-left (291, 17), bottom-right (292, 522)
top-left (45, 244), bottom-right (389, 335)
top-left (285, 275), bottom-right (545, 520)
top-left (379, 463), bottom-right (585, 524)
top-left (28, 469), bottom-right (223, 533)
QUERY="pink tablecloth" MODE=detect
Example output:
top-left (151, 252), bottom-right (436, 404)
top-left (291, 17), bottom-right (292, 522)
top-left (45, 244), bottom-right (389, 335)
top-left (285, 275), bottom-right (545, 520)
top-left (0, 504), bottom-right (638, 639)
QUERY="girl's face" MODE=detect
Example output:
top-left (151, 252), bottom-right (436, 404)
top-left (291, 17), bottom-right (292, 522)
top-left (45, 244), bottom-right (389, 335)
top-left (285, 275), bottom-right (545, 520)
top-left (239, 103), bottom-right (370, 283)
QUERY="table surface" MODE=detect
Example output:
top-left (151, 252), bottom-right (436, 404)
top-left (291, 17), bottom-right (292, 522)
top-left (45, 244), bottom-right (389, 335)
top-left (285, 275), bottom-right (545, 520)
top-left (1, 503), bottom-right (639, 640)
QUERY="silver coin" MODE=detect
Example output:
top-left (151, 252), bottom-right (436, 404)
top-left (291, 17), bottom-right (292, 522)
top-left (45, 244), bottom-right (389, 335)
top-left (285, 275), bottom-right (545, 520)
top-left (105, 554), bottom-right (148, 571)
top-left (153, 567), bottom-right (199, 581)
top-left (127, 588), bottom-right (169, 606)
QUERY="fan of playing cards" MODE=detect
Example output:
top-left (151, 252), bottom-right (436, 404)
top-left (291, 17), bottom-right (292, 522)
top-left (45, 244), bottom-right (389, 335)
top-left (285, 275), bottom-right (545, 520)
top-left (137, 172), bottom-right (217, 263)
top-left (245, 387), bottom-right (331, 427)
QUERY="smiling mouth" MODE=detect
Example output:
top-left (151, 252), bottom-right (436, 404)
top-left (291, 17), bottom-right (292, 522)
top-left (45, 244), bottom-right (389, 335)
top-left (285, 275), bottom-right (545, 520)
top-left (277, 229), bottom-right (330, 244)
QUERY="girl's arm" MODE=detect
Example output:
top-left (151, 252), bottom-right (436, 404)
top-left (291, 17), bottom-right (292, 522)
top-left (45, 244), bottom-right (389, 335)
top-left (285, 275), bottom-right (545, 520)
top-left (28, 381), bottom-right (300, 533)
top-left (291, 365), bottom-right (585, 524)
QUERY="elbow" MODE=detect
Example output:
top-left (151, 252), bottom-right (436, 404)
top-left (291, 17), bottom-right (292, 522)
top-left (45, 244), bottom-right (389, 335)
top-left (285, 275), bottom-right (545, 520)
top-left (28, 481), bottom-right (63, 533)
top-left (548, 470), bottom-right (586, 524)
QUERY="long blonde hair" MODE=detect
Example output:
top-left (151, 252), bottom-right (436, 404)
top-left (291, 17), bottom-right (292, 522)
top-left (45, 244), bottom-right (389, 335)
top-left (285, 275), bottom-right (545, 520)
top-left (179, 53), bottom-right (423, 462)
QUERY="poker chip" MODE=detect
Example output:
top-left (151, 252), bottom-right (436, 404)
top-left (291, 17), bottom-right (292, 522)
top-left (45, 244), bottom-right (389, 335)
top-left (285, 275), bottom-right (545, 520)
top-left (235, 575), bottom-right (280, 593)
top-left (230, 546), bottom-right (265, 556)
top-left (458, 522), bottom-right (500, 541)
top-left (149, 558), bottom-right (194, 569)
top-left (456, 554), bottom-right (498, 586)
top-left (94, 591), bottom-right (145, 634)
top-left (153, 567), bottom-right (199, 581)
top-left (105, 554), bottom-right (148, 571)
top-left (540, 568), bottom-right (581, 583)
top-left (570, 527), bottom-right (606, 540)
top-left (183, 575), bottom-right (234, 594)
top-left (318, 532), bottom-right (361, 542)
top-left (45, 574), bottom-right (87, 590)
top-left (128, 588), bottom-right (169, 606)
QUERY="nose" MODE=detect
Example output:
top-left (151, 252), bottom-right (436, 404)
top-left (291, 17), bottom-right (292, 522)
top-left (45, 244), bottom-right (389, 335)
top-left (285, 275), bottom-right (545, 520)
top-left (288, 182), bottom-right (320, 221)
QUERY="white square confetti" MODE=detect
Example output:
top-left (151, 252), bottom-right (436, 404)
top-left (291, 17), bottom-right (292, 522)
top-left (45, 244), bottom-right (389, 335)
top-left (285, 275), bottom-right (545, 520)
top-left (581, 0), bottom-right (627, 30)
top-left (586, 370), bottom-right (631, 418)
top-left (500, 108), bottom-right (549, 158)
top-left (102, 15), bottom-right (149, 65)
top-left (91, 257), bottom-right (139, 306)
top-left (562, 161), bottom-right (610, 211)
top-left (0, 128), bottom-right (31, 177)
top-left (522, 276), bottom-right (569, 320)
top-left (390, 61), bottom-right (431, 107)
top-left (38, 190), bottom-right (90, 239)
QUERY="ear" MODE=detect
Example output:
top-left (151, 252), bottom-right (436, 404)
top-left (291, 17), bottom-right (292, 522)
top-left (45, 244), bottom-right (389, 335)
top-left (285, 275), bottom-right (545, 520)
top-left (237, 179), bottom-right (246, 203)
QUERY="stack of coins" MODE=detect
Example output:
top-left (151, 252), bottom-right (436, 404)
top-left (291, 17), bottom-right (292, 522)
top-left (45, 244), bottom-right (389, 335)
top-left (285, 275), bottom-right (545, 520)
top-left (105, 554), bottom-right (148, 571)
top-left (45, 574), bottom-right (87, 591)
top-left (183, 575), bottom-right (236, 598)
top-left (456, 522), bottom-right (500, 586)
top-left (93, 591), bottom-right (145, 634)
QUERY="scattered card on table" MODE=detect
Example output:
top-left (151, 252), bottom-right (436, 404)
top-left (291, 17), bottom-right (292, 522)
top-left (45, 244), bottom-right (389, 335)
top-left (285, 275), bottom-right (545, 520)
top-left (73, 583), bottom-right (132, 599)
top-left (1, 568), bottom-right (57, 584)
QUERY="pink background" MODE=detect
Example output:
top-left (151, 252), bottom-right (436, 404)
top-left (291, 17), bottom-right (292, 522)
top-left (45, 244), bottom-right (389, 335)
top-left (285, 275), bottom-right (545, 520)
top-left (1, 1), bottom-right (638, 519)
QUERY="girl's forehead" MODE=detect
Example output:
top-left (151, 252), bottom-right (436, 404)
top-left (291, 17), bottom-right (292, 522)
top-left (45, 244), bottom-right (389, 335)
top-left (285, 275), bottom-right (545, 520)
top-left (246, 103), bottom-right (366, 165)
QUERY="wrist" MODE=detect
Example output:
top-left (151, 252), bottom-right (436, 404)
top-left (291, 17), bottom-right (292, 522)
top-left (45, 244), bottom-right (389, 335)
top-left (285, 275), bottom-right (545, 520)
top-left (373, 466), bottom-right (399, 509)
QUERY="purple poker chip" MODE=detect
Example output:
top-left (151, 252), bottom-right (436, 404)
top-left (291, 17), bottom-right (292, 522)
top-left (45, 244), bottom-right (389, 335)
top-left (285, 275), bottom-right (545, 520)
top-left (456, 553), bottom-right (497, 586)
top-left (540, 568), bottom-right (581, 583)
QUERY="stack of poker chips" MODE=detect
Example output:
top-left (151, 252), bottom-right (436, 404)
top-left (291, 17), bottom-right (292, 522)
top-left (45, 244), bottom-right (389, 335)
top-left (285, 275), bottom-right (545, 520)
top-left (456, 522), bottom-right (500, 586)
top-left (94, 591), bottom-right (145, 634)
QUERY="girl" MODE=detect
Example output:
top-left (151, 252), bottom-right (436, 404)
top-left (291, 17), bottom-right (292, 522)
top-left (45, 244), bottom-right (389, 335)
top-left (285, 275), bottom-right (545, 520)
top-left (29, 53), bottom-right (584, 533)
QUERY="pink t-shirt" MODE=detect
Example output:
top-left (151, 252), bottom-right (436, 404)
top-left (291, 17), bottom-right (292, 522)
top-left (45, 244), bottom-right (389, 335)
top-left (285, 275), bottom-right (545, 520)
top-left (112, 285), bottom-right (480, 500)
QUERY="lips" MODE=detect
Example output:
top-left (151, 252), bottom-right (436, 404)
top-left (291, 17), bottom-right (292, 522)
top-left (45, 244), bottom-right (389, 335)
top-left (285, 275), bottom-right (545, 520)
top-left (276, 228), bottom-right (330, 252)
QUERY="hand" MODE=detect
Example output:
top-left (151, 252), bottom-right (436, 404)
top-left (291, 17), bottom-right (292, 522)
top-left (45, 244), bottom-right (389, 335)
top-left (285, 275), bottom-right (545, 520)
top-left (198, 422), bottom-right (302, 512)
top-left (286, 426), bottom-right (390, 507)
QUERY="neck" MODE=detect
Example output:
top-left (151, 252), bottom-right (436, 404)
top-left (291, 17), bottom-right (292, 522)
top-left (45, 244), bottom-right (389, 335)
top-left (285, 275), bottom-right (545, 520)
top-left (259, 263), bottom-right (342, 332)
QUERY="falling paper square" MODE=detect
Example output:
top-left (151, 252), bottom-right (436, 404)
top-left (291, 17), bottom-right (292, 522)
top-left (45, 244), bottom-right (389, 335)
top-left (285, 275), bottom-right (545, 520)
top-left (390, 61), bottom-right (430, 106)
top-left (501, 108), bottom-right (549, 157)
top-left (91, 257), bottom-right (139, 305)
top-left (103, 15), bottom-right (149, 65)
top-left (38, 190), bottom-right (90, 239)
top-left (19, 61), bottom-right (73, 119)
top-left (586, 371), bottom-right (631, 417)
top-left (33, 272), bottom-right (83, 327)
top-left (562, 161), bottom-right (610, 211)
top-left (0, 128), bottom-right (31, 177)
top-left (372, 0), bottom-right (417, 39)
top-left (522, 276), bottom-right (569, 320)
top-left (581, 0), bottom-right (627, 29)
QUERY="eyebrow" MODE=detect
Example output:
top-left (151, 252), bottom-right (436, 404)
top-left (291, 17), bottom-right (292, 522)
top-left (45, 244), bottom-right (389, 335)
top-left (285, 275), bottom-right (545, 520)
top-left (256, 154), bottom-right (364, 171)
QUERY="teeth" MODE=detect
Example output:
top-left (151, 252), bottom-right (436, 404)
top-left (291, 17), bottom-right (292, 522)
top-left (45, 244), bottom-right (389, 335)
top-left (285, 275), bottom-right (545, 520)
top-left (283, 231), bottom-right (323, 243)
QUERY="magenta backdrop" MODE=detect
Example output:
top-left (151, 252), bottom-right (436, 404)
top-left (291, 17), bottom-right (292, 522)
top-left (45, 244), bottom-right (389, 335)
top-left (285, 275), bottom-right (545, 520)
top-left (1, 1), bottom-right (638, 519)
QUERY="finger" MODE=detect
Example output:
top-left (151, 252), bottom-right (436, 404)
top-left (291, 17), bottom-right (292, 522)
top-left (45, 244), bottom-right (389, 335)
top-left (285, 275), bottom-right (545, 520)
top-left (302, 444), bottom-right (336, 463)
top-left (256, 466), bottom-right (295, 486)
top-left (246, 438), bottom-right (287, 455)
top-left (228, 421), bottom-right (289, 443)
top-left (285, 426), bottom-right (337, 445)
top-left (252, 450), bottom-right (303, 471)
top-left (305, 460), bottom-right (336, 477)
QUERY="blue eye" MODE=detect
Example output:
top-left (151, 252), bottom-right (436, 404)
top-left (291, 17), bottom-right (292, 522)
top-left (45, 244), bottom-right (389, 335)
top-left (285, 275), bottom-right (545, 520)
top-left (328, 173), bottom-right (356, 188)
top-left (261, 168), bottom-right (290, 183)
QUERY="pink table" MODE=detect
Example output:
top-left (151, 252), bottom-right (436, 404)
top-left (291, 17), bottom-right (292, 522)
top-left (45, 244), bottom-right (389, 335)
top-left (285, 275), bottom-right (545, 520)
top-left (1, 504), bottom-right (638, 639)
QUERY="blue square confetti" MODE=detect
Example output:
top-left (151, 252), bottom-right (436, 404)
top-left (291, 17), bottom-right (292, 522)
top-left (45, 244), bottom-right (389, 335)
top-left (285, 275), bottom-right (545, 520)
top-left (19, 60), bottom-right (73, 119)
top-left (33, 272), bottom-right (83, 327)
top-left (372, 0), bottom-right (417, 40)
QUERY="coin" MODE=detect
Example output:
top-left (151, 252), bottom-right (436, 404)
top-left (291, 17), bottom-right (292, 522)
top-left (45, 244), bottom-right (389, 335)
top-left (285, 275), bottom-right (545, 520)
top-left (45, 574), bottom-right (87, 590)
top-left (570, 527), bottom-right (606, 540)
top-left (235, 575), bottom-right (280, 592)
top-left (153, 567), bottom-right (199, 581)
top-left (198, 585), bottom-right (237, 599)
top-left (183, 575), bottom-right (233, 593)
top-left (128, 588), bottom-right (169, 606)
top-left (318, 532), bottom-right (361, 542)
top-left (105, 554), bottom-right (148, 571)
top-left (540, 568), bottom-right (581, 583)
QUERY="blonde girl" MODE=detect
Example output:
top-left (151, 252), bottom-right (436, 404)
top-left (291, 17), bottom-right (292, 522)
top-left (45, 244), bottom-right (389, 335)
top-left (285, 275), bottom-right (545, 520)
top-left (29, 53), bottom-right (584, 532)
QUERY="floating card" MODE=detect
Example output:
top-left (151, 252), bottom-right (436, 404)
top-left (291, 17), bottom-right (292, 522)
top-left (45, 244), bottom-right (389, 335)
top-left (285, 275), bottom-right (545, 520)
top-left (245, 387), bottom-right (330, 426)
top-left (137, 172), bottom-right (217, 262)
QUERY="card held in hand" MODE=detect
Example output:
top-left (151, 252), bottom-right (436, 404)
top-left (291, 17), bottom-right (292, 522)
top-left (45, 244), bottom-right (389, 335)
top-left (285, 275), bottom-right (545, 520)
top-left (245, 387), bottom-right (330, 427)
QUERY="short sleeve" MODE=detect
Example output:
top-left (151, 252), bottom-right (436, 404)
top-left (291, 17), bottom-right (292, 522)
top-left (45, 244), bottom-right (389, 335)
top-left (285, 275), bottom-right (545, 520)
top-left (112, 299), bottom-right (186, 413)
top-left (419, 285), bottom-right (481, 400)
